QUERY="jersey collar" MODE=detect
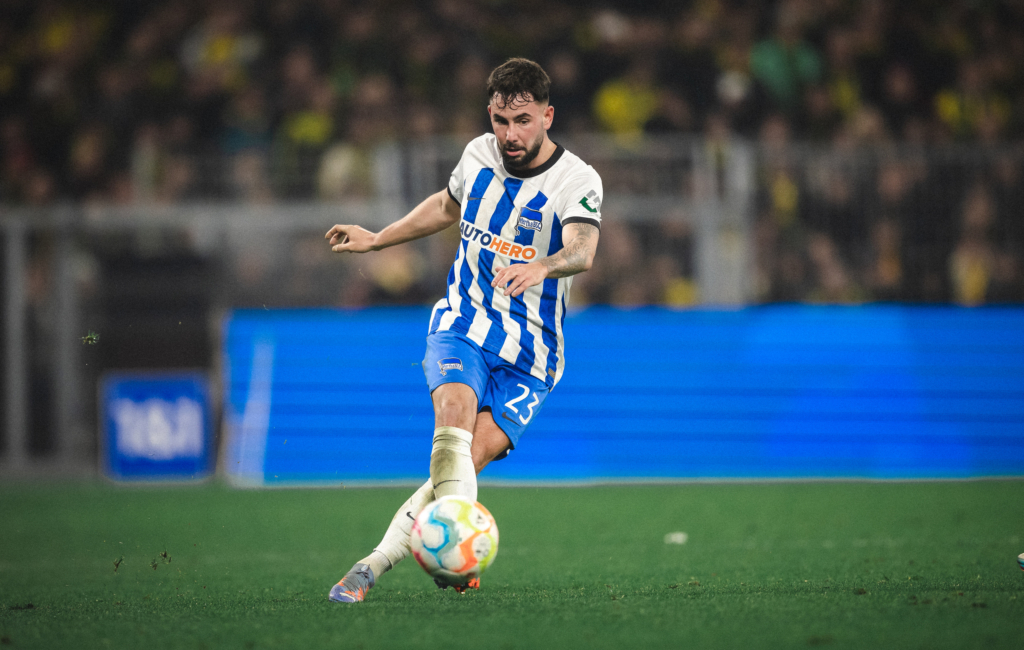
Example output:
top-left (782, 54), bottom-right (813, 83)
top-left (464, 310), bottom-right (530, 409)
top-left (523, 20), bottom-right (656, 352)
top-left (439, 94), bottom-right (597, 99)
top-left (504, 143), bottom-right (565, 179)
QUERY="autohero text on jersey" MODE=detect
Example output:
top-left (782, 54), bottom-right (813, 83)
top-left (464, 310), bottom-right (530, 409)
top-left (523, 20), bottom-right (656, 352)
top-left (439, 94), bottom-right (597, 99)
top-left (460, 219), bottom-right (539, 261)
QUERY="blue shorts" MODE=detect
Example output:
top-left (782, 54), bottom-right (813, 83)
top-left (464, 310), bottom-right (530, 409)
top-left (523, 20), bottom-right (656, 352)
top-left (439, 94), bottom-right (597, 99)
top-left (423, 330), bottom-right (550, 457)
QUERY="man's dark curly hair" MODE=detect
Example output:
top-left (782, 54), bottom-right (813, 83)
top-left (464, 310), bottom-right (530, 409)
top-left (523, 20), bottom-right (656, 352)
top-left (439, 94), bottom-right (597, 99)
top-left (486, 58), bottom-right (551, 108)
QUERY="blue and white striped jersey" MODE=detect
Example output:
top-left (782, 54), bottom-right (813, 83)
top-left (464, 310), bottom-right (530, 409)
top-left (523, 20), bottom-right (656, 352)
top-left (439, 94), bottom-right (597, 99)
top-left (428, 134), bottom-right (603, 388)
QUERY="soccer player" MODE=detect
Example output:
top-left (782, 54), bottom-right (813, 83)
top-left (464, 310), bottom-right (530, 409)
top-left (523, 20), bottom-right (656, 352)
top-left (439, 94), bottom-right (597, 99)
top-left (324, 57), bottom-right (603, 602)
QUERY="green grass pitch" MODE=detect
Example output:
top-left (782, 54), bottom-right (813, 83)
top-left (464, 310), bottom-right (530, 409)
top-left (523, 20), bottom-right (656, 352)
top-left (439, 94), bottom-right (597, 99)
top-left (2, 480), bottom-right (1023, 649)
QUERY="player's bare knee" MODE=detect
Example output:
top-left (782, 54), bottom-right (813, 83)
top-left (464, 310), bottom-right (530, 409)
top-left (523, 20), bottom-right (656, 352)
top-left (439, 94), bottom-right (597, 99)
top-left (432, 384), bottom-right (477, 429)
top-left (434, 398), bottom-right (475, 430)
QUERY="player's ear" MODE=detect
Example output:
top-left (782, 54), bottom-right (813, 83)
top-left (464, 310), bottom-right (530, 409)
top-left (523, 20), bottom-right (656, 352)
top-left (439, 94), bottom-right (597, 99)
top-left (544, 104), bottom-right (554, 129)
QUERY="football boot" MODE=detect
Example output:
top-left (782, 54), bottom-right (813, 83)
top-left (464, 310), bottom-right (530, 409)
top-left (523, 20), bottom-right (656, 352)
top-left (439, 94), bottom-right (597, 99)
top-left (433, 576), bottom-right (480, 593)
top-left (328, 563), bottom-right (375, 603)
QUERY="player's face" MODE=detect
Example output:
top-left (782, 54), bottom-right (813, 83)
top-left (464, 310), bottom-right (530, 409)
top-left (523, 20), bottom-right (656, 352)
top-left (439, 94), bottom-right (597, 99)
top-left (488, 94), bottom-right (554, 172)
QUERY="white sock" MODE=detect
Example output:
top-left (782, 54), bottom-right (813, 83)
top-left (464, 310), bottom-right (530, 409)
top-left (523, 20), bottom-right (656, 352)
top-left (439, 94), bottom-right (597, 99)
top-left (430, 426), bottom-right (477, 502)
top-left (358, 479), bottom-right (434, 578)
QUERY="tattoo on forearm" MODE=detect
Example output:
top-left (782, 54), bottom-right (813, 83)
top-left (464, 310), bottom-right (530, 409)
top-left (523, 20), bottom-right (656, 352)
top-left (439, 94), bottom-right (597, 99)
top-left (541, 223), bottom-right (598, 278)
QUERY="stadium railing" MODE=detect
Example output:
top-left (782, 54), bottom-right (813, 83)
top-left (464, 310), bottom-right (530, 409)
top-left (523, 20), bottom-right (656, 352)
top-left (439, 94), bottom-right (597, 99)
top-left (1, 137), bottom-right (1021, 475)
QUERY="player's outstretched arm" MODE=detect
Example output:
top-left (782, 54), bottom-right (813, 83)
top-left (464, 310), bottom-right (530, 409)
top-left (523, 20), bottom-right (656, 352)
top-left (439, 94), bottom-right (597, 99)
top-left (326, 189), bottom-right (461, 253)
top-left (491, 222), bottom-right (600, 298)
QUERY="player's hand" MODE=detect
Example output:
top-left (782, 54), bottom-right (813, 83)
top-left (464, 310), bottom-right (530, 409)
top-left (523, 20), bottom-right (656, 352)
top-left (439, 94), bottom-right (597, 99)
top-left (491, 262), bottom-right (549, 298)
top-left (325, 224), bottom-right (378, 253)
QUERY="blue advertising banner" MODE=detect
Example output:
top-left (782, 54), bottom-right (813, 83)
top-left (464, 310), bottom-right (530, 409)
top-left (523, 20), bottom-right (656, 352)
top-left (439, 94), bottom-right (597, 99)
top-left (221, 306), bottom-right (1024, 485)
top-left (101, 372), bottom-right (213, 481)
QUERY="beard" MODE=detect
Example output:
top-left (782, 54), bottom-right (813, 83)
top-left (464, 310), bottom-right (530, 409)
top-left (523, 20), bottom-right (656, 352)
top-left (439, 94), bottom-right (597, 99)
top-left (500, 136), bottom-right (543, 171)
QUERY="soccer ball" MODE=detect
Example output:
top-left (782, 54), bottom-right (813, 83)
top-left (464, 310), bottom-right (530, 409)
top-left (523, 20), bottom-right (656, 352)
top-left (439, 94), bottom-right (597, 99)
top-left (410, 495), bottom-right (499, 587)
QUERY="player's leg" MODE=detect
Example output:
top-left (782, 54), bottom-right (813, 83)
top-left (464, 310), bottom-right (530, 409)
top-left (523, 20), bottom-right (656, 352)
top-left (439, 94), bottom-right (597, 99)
top-left (329, 478), bottom-right (435, 602)
top-left (470, 409), bottom-right (513, 474)
top-left (429, 381), bottom-right (479, 501)
top-left (332, 394), bottom-right (500, 602)
top-left (330, 332), bottom-right (487, 603)
top-left (335, 382), bottom-right (477, 593)
top-left (422, 331), bottom-right (490, 502)
top-left (441, 365), bottom-right (548, 593)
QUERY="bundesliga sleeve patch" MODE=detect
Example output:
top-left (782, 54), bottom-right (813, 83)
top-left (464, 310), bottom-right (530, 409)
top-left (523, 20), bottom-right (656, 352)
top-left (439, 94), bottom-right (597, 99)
top-left (579, 189), bottom-right (601, 213)
top-left (459, 220), bottom-right (539, 261)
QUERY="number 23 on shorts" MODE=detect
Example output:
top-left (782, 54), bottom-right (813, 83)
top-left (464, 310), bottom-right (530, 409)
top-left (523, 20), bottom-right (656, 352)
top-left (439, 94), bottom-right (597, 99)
top-left (504, 383), bottom-right (541, 425)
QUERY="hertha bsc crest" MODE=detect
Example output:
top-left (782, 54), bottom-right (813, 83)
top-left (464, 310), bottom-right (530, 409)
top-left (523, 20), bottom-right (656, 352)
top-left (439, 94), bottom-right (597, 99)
top-left (437, 358), bottom-right (464, 376)
top-left (516, 207), bottom-right (543, 235)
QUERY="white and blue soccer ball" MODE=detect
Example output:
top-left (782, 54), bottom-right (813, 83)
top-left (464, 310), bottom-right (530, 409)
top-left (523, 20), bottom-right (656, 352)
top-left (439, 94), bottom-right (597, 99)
top-left (410, 495), bottom-right (499, 587)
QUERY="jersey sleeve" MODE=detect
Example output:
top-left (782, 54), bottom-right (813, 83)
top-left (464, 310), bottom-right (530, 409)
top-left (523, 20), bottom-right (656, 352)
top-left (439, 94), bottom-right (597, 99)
top-left (555, 168), bottom-right (603, 229)
top-left (447, 145), bottom-right (471, 205)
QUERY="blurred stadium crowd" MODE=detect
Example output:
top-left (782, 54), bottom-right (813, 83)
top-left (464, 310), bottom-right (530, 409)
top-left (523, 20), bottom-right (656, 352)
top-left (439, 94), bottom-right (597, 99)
top-left (1, 0), bottom-right (1022, 305)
